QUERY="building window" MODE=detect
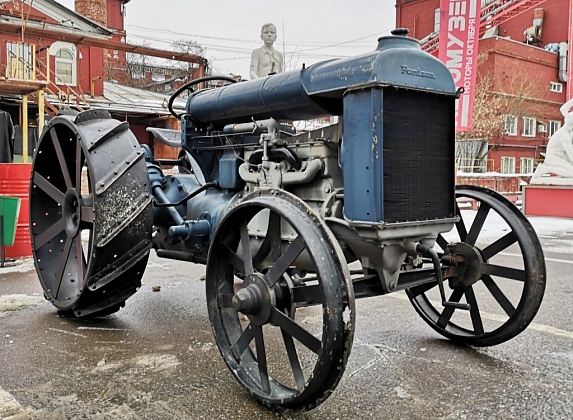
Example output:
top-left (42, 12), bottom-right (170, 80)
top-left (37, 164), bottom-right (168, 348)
top-left (55, 49), bottom-right (75, 85)
top-left (501, 157), bottom-right (516, 174)
top-left (5, 42), bottom-right (33, 79)
top-left (550, 82), bottom-right (563, 93)
top-left (522, 117), bottom-right (536, 137)
top-left (549, 120), bottom-right (562, 137)
top-left (520, 157), bottom-right (534, 174)
top-left (50, 42), bottom-right (77, 86)
top-left (502, 115), bottom-right (517, 136)
top-left (434, 8), bottom-right (440, 32)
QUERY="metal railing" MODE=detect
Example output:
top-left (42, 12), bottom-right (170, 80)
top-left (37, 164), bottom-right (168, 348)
top-left (4, 42), bottom-right (90, 113)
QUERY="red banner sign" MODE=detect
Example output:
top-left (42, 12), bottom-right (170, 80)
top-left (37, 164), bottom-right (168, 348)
top-left (439, 0), bottom-right (480, 131)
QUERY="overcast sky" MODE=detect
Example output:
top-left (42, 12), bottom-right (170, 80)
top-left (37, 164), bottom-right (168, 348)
top-left (54, 0), bottom-right (397, 78)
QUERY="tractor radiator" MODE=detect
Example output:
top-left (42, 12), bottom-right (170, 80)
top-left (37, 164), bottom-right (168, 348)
top-left (382, 89), bottom-right (456, 223)
top-left (342, 87), bottom-right (456, 224)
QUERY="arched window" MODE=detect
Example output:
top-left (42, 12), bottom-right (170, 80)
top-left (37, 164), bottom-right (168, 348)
top-left (50, 42), bottom-right (77, 86)
top-left (55, 49), bottom-right (75, 85)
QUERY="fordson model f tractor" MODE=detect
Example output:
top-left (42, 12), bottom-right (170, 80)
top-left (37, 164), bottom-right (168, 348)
top-left (29, 30), bottom-right (546, 410)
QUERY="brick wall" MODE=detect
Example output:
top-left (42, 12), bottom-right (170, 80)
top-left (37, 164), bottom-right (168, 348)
top-left (75, 0), bottom-right (108, 26)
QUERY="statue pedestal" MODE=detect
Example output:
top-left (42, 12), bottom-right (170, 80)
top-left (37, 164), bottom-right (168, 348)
top-left (523, 184), bottom-right (573, 218)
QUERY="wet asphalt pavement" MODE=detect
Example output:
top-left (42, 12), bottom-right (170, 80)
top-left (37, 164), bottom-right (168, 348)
top-left (1, 215), bottom-right (573, 419)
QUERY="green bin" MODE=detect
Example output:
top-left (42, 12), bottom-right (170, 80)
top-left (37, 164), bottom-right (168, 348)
top-left (0, 196), bottom-right (21, 247)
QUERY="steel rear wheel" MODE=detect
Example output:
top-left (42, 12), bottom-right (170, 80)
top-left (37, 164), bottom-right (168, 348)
top-left (30, 110), bottom-right (152, 318)
top-left (206, 189), bottom-right (355, 411)
top-left (407, 185), bottom-right (546, 346)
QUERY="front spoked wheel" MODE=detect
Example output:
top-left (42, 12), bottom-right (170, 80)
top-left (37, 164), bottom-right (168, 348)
top-left (206, 189), bottom-right (354, 411)
top-left (407, 185), bottom-right (545, 346)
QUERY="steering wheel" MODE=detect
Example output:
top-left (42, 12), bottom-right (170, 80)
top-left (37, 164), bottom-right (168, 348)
top-left (168, 75), bottom-right (238, 119)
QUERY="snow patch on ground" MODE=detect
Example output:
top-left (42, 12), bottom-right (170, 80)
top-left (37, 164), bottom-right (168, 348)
top-left (0, 294), bottom-right (44, 317)
top-left (0, 386), bottom-right (29, 418)
top-left (0, 258), bottom-right (35, 274)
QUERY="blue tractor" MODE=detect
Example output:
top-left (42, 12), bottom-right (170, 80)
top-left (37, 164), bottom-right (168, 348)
top-left (29, 29), bottom-right (545, 410)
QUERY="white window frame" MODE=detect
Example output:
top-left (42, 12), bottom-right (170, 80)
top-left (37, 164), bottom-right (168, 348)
top-left (549, 120), bottom-right (562, 137)
top-left (501, 156), bottom-right (516, 174)
top-left (502, 115), bottom-right (517, 136)
top-left (434, 8), bottom-right (440, 32)
top-left (550, 82), bottom-right (563, 93)
top-left (522, 116), bottom-right (536, 137)
top-left (520, 157), bottom-right (534, 174)
top-left (50, 41), bottom-right (77, 86)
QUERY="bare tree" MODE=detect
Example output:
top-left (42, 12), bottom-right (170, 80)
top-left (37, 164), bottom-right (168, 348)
top-left (125, 42), bottom-right (155, 87)
top-left (169, 39), bottom-right (204, 77)
top-left (457, 70), bottom-right (504, 142)
top-left (456, 66), bottom-right (549, 173)
top-left (456, 71), bottom-right (503, 172)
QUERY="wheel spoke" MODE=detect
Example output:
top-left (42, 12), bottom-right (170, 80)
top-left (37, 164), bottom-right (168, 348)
top-left (75, 235), bottom-right (86, 288)
top-left (270, 308), bottom-right (321, 354)
top-left (464, 286), bottom-right (484, 335)
top-left (481, 263), bottom-right (525, 281)
top-left (239, 221), bottom-right (254, 275)
top-left (264, 236), bottom-right (306, 288)
top-left (436, 234), bottom-right (449, 254)
top-left (281, 328), bottom-right (305, 390)
top-left (455, 204), bottom-right (468, 242)
top-left (407, 280), bottom-right (439, 298)
top-left (437, 288), bottom-right (464, 328)
top-left (252, 211), bottom-right (281, 265)
top-left (222, 243), bottom-right (245, 274)
top-left (269, 211), bottom-right (281, 262)
top-left (465, 203), bottom-right (490, 246)
top-left (35, 218), bottom-right (65, 249)
top-left (50, 128), bottom-right (73, 190)
top-left (252, 235), bottom-right (271, 266)
top-left (33, 172), bottom-right (64, 204)
top-left (253, 325), bottom-right (271, 394)
top-left (482, 231), bottom-right (518, 260)
top-left (231, 322), bottom-right (255, 359)
top-left (54, 236), bottom-right (74, 299)
top-left (75, 141), bottom-right (83, 188)
top-left (482, 275), bottom-right (516, 316)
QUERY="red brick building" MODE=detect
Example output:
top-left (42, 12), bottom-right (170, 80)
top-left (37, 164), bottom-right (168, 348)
top-left (0, 0), bottom-right (206, 160)
top-left (396, 0), bottom-right (570, 180)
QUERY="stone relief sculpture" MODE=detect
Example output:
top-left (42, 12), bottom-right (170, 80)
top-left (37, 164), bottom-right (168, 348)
top-left (250, 23), bottom-right (284, 79)
top-left (531, 98), bottom-right (573, 185)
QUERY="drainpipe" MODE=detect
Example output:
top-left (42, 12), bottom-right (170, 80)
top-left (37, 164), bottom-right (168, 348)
top-left (559, 42), bottom-right (568, 83)
top-left (565, 0), bottom-right (573, 101)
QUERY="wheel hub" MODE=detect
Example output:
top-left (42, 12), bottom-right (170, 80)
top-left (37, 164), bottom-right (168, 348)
top-left (232, 273), bottom-right (276, 325)
top-left (63, 188), bottom-right (81, 238)
top-left (451, 242), bottom-right (485, 286)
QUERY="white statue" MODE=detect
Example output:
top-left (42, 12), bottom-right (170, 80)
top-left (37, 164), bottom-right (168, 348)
top-left (250, 23), bottom-right (284, 79)
top-left (531, 98), bottom-right (573, 185)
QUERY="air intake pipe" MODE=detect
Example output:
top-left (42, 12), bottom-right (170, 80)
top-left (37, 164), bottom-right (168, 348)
top-left (185, 30), bottom-right (458, 129)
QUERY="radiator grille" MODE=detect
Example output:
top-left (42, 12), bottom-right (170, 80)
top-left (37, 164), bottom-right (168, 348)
top-left (382, 89), bottom-right (456, 223)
